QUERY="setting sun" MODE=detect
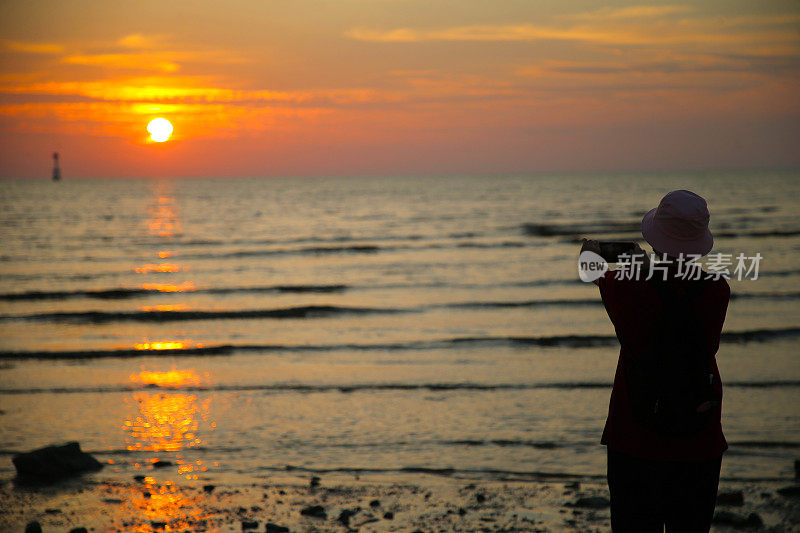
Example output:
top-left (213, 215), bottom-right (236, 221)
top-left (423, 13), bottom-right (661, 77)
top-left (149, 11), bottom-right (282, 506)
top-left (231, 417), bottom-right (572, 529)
top-left (147, 118), bottom-right (173, 143)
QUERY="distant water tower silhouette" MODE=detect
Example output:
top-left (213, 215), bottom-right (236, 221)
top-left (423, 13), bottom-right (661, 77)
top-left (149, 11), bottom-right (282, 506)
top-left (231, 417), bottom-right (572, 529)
top-left (52, 152), bottom-right (61, 181)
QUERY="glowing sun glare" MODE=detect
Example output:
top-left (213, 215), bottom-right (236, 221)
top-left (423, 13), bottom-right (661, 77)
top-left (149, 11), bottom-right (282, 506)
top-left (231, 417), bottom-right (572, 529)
top-left (147, 118), bottom-right (173, 143)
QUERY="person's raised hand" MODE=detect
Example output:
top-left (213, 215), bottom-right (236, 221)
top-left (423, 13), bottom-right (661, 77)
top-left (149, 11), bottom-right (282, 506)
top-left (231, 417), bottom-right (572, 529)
top-left (580, 238), bottom-right (601, 255)
top-left (632, 242), bottom-right (651, 268)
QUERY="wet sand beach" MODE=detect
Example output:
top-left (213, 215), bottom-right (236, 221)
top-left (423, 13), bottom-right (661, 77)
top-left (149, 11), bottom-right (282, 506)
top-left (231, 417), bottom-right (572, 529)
top-left (2, 471), bottom-right (800, 532)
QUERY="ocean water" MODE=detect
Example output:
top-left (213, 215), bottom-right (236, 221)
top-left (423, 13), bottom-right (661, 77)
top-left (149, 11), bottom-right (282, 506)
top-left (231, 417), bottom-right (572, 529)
top-left (0, 172), bottom-right (798, 488)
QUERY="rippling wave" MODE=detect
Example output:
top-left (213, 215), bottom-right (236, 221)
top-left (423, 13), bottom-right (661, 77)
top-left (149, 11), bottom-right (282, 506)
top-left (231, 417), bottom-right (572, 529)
top-left (2, 327), bottom-right (798, 359)
top-left (3, 379), bottom-right (800, 395)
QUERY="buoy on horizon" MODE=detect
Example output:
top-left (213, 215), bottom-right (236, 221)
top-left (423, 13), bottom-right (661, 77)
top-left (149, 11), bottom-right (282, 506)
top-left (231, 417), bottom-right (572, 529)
top-left (52, 152), bottom-right (61, 181)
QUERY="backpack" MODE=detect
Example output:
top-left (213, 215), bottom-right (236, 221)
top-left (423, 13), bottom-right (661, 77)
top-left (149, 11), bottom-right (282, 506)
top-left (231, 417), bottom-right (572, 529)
top-left (626, 277), bottom-right (717, 435)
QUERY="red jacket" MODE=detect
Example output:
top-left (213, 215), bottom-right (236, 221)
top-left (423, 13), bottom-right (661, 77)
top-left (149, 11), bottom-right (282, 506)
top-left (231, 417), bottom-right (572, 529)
top-left (599, 269), bottom-right (729, 461)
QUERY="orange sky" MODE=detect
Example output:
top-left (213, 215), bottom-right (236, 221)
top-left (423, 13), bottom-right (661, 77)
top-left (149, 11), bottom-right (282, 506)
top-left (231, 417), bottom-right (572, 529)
top-left (1, 1), bottom-right (798, 177)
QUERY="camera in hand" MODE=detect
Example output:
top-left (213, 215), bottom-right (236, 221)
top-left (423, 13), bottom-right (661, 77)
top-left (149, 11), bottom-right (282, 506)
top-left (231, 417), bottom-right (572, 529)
top-left (598, 241), bottom-right (636, 263)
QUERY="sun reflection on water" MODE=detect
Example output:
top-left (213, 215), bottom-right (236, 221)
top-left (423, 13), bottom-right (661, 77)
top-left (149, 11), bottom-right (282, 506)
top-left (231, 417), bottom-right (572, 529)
top-left (123, 477), bottom-right (211, 532)
top-left (137, 304), bottom-right (189, 312)
top-left (147, 191), bottom-right (182, 238)
top-left (138, 182), bottom-right (196, 294)
top-left (135, 262), bottom-right (187, 273)
top-left (140, 281), bottom-right (196, 293)
top-left (130, 368), bottom-right (207, 387)
top-left (124, 370), bottom-right (214, 459)
top-left (120, 183), bottom-right (220, 493)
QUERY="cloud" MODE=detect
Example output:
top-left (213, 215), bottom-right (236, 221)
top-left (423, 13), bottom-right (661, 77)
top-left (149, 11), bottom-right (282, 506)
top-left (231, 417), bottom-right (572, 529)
top-left (3, 33), bottom-right (248, 75)
top-left (62, 54), bottom-right (181, 73)
top-left (520, 52), bottom-right (800, 78)
top-left (117, 34), bottom-right (166, 49)
top-left (346, 25), bottom-right (572, 43)
top-left (347, 23), bottom-right (781, 46)
top-left (2, 40), bottom-right (64, 54)
top-left (345, 10), bottom-right (800, 48)
top-left (563, 5), bottom-right (694, 21)
top-left (0, 72), bottom-right (518, 109)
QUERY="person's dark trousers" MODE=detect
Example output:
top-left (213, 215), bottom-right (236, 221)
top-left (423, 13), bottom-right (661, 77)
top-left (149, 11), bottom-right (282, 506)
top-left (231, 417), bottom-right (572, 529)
top-left (607, 448), bottom-right (722, 532)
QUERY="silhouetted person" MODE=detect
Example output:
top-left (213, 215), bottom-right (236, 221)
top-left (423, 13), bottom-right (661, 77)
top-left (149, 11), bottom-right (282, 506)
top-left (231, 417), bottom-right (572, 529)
top-left (52, 152), bottom-right (61, 181)
top-left (582, 190), bottom-right (729, 532)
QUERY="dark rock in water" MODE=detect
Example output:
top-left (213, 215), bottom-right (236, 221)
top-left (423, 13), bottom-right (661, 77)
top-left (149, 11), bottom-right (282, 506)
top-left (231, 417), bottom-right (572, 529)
top-left (265, 524), bottom-right (290, 533)
top-left (565, 481), bottom-right (581, 490)
top-left (712, 511), bottom-right (763, 528)
top-left (717, 490), bottom-right (745, 506)
top-left (369, 499), bottom-right (380, 507)
top-left (45, 508), bottom-right (62, 514)
top-left (203, 484), bottom-right (215, 493)
top-left (151, 459), bottom-right (172, 468)
top-left (337, 507), bottom-right (360, 526)
top-left (309, 476), bottom-right (321, 487)
top-left (458, 507), bottom-right (467, 516)
top-left (13, 442), bottom-right (103, 482)
top-left (150, 521), bottom-right (166, 530)
top-left (134, 475), bottom-right (146, 482)
top-left (25, 521), bottom-right (42, 533)
top-left (300, 505), bottom-right (327, 519)
top-left (383, 511), bottom-right (394, 519)
top-left (241, 519), bottom-right (259, 529)
top-left (777, 485), bottom-right (800, 498)
top-left (572, 496), bottom-right (610, 509)
top-left (69, 528), bottom-right (88, 533)
top-left (795, 459), bottom-right (800, 479)
top-left (476, 492), bottom-right (486, 503)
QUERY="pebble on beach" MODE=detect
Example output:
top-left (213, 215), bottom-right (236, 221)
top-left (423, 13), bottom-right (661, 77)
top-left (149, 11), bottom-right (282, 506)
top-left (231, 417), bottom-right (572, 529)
top-left (300, 504), bottom-right (327, 519)
top-left (571, 496), bottom-right (610, 509)
top-left (337, 507), bottom-right (360, 526)
top-left (712, 510), bottom-right (764, 528)
top-left (13, 442), bottom-right (103, 482)
top-left (4, 474), bottom-right (798, 532)
top-left (777, 485), bottom-right (800, 498)
top-left (716, 490), bottom-right (745, 506)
